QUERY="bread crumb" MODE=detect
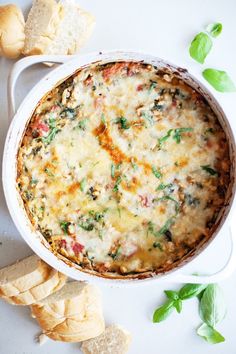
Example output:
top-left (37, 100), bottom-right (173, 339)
top-left (36, 333), bottom-right (49, 346)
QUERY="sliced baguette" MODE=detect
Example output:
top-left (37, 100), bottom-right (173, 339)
top-left (0, 254), bottom-right (50, 297)
top-left (45, 0), bottom-right (95, 55)
top-left (81, 324), bottom-right (132, 354)
top-left (23, 0), bottom-right (95, 56)
top-left (31, 282), bottom-right (105, 342)
top-left (5, 269), bottom-right (66, 305)
top-left (23, 0), bottom-right (64, 55)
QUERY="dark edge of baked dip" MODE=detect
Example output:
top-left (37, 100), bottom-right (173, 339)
top-left (17, 61), bottom-right (230, 278)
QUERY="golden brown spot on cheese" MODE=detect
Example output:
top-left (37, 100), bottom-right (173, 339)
top-left (67, 182), bottom-right (81, 194)
top-left (178, 157), bottom-right (189, 168)
top-left (93, 122), bottom-right (128, 164)
top-left (55, 191), bottom-right (66, 201)
top-left (121, 176), bottom-right (141, 193)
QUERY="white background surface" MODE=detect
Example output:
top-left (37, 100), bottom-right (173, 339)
top-left (1, 0), bottom-right (236, 353)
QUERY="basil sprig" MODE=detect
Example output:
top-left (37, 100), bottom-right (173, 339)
top-left (153, 283), bottom-right (226, 344)
top-left (189, 32), bottom-right (213, 64)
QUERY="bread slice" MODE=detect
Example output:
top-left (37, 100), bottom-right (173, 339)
top-left (45, 0), bottom-right (95, 55)
top-left (0, 4), bottom-right (25, 58)
top-left (0, 255), bottom-right (50, 297)
top-left (31, 282), bottom-right (105, 342)
top-left (5, 270), bottom-right (66, 305)
top-left (81, 324), bottom-right (132, 354)
top-left (23, 0), bottom-right (64, 55)
top-left (23, 0), bottom-right (95, 55)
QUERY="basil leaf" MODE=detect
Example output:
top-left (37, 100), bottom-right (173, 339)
top-left (199, 284), bottom-right (227, 328)
top-left (60, 221), bottom-right (70, 234)
top-left (42, 117), bottom-right (60, 145)
top-left (202, 69), bottom-right (236, 92)
top-left (80, 178), bottom-right (86, 192)
top-left (111, 163), bottom-right (116, 178)
top-left (115, 116), bottom-right (130, 129)
top-left (101, 113), bottom-right (107, 126)
top-left (156, 183), bottom-right (172, 191)
top-left (148, 218), bottom-right (174, 238)
top-left (113, 176), bottom-right (122, 192)
top-left (152, 166), bottom-right (162, 179)
top-left (206, 23), bottom-right (223, 38)
top-left (158, 218), bottom-right (174, 236)
top-left (197, 323), bottom-right (225, 344)
top-left (173, 299), bottom-right (182, 313)
top-left (158, 129), bottom-right (173, 147)
top-left (179, 284), bottom-right (208, 300)
top-left (61, 107), bottom-right (76, 119)
top-left (201, 165), bottom-right (218, 176)
top-left (76, 119), bottom-right (87, 130)
top-left (142, 111), bottom-right (154, 126)
top-left (158, 128), bottom-right (193, 147)
top-left (154, 196), bottom-right (179, 213)
top-left (164, 290), bottom-right (179, 301)
top-left (149, 81), bottom-right (157, 92)
top-left (189, 32), bottom-right (213, 64)
top-left (172, 128), bottom-right (193, 144)
top-left (153, 300), bottom-right (175, 323)
top-left (78, 219), bottom-right (94, 231)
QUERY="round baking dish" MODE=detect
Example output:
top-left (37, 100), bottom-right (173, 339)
top-left (3, 51), bottom-right (236, 285)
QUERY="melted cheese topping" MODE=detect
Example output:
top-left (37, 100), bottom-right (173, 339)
top-left (17, 62), bottom-right (230, 277)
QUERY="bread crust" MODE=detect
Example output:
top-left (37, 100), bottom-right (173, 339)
top-left (31, 283), bottom-right (105, 342)
top-left (23, 0), bottom-right (65, 55)
top-left (23, 0), bottom-right (95, 55)
top-left (0, 4), bottom-right (25, 58)
top-left (0, 255), bottom-right (50, 297)
top-left (5, 270), bottom-right (66, 305)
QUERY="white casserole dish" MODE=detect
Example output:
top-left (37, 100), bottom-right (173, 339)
top-left (3, 51), bottom-right (236, 285)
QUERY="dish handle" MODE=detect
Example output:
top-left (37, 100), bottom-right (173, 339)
top-left (163, 223), bottom-right (236, 284)
top-left (7, 55), bottom-right (74, 119)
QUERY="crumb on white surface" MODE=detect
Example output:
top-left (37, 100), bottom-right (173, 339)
top-left (36, 333), bottom-right (49, 346)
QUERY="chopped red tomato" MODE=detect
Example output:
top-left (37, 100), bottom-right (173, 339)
top-left (102, 62), bottom-right (128, 81)
top-left (37, 122), bottom-right (49, 132)
top-left (60, 239), bottom-right (67, 249)
top-left (72, 242), bottom-right (84, 255)
top-left (31, 118), bottom-right (49, 137)
top-left (50, 105), bottom-right (60, 112)
top-left (137, 84), bottom-right (144, 91)
top-left (172, 99), bottom-right (177, 107)
top-left (84, 75), bottom-right (93, 86)
top-left (139, 194), bottom-right (152, 207)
